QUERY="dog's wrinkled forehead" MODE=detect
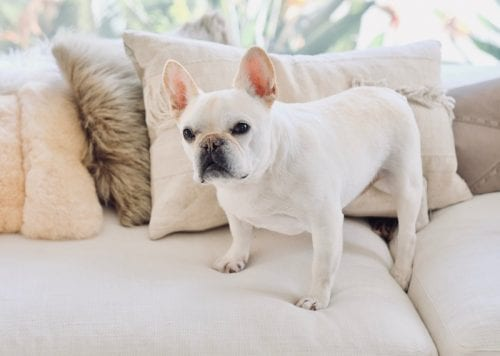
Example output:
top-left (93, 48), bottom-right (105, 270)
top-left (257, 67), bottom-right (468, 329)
top-left (180, 89), bottom-right (262, 130)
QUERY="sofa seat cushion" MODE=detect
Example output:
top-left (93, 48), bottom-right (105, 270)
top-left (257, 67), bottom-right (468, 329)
top-left (409, 193), bottom-right (500, 355)
top-left (0, 214), bottom-right (435, 355)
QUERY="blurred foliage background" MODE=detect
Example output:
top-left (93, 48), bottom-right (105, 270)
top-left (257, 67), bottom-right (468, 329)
top-left (0, 0), bottom-right (499, 63)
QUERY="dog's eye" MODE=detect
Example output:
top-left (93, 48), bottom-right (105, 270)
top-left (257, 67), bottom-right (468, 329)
top-left (231, 122), bottom-right (250, 135)
top-left (183, 128), bottom-right (195, 142)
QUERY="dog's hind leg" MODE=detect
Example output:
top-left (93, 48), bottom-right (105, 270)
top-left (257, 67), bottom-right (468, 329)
top-left (387, 170), bottom-right (423, 290)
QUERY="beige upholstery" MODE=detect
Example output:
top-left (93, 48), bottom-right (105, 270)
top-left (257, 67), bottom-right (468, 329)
top-left (449, 79), bottom-right (500, 194)
top-left (410, 193), bottom-right (500, 355)
top-left (0, 214), bottom-right (435, 355)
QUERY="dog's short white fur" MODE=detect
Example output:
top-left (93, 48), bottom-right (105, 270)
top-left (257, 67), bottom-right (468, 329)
top-left (162, 47), bottom-right (425, 310)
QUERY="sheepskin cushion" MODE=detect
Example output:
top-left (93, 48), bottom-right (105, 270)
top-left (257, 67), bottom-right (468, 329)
top-left (0, 95), bottom-right (24, 233)
top-left (19, 81), bottom-right (103, 239)
top-left (0, 44), bottom-right (103, 239)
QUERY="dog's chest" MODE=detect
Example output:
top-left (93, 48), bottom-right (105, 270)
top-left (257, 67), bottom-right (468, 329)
top-left (217, 189), bottom-right (308, 235)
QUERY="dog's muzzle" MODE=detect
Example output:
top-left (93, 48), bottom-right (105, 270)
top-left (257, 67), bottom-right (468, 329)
top-left (198, 134), bottom-right (232, 182)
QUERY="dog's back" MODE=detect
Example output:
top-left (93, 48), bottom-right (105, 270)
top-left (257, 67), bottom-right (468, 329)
top-left (272, 86), bottom-right (420, 206)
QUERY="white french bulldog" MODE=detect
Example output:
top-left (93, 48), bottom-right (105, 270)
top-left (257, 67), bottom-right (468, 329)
top-left (162, 47), bottom-right (425, 310)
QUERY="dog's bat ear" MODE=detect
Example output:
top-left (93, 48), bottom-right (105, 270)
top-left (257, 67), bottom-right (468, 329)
top-left (162, 60), bottom-right (200, 119)
top-left (234, 47), bottom-right (277, 106)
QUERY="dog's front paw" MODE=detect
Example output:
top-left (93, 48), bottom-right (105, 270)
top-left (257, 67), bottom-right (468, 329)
top-left (213, 255), bottom-right (247, 273)
top-left (295, 295), bottom-right (330, 311)
top-left (390, 266), bottom-right (412, 291)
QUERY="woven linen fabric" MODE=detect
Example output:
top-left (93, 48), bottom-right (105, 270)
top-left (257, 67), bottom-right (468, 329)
top-left (409, 192), bottom-right (500, 356)
top-left (0, 213), bottom-right (436, 355)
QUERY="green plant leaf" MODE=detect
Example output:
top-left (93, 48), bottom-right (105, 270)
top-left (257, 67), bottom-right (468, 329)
top-left (433, 9), bottom-right (446, 20)
top-left (478, 14), bottom-right (500, 33)
top-left (296, 1), bottom-right (373, 54)
top-left (271, 0), bottom-right (344, 52)
top-left (369, 32), bottom-right (385, 47)
top-left (471, 35), bottom-right (500, 59)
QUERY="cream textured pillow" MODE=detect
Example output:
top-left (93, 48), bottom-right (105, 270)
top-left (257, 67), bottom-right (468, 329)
top-left (0, 45), bottom-right (103, 239)
top-left (0, 95), bottom-right (24, 233)
top-left (0, 82), bottom-right (103, 239)
top-left (19, 81), bottom-right (103, 239)
top-left (124, 32), bottom-right (472, 239)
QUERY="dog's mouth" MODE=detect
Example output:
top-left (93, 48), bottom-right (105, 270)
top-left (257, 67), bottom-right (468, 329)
top-left (203, 162), bottom-right (230, 176)
top-left (198, 147), bottom-right (249, 183)
top-left (199, 156), bottom-right (248, 183)
top-left (199, 155), bottom-right (233, 183)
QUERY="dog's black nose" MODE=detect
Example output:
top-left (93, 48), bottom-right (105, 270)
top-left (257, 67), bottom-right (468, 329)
top-left (200, 134), bottom-right (225, 152)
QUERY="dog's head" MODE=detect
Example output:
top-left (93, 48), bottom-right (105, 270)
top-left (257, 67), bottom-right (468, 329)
top-left (162, 47), bottom-right (278, 186)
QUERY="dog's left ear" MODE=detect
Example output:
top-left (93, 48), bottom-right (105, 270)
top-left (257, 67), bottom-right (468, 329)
top-left (162, 60), bottom-right (200, 119)
top-left (234, 47), bottom-right (277, 106)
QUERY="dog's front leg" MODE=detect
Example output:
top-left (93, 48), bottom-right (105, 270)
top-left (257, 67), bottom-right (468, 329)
top-left (213, 213), bottom-right (253, 273)
top-left (296, 207), bottom-right (344, 310)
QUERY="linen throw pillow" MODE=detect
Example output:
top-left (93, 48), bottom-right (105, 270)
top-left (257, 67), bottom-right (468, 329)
top-left (449, 78), bottom-right (500, 194)
top-left (124, 32), bottom-right (472, 239)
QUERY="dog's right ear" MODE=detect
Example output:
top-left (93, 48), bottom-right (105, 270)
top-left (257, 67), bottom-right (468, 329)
top-left (162, 60), bottom-right (200, 120)
top-left (234, 47), bottom-right (277, 107)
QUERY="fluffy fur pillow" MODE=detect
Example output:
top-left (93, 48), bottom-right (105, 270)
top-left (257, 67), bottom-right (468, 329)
top-left (52, 36), bottom-right (151, 227)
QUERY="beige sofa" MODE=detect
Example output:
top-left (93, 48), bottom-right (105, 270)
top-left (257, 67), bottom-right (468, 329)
top-left (1, 67), bottom-right (499, 356)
